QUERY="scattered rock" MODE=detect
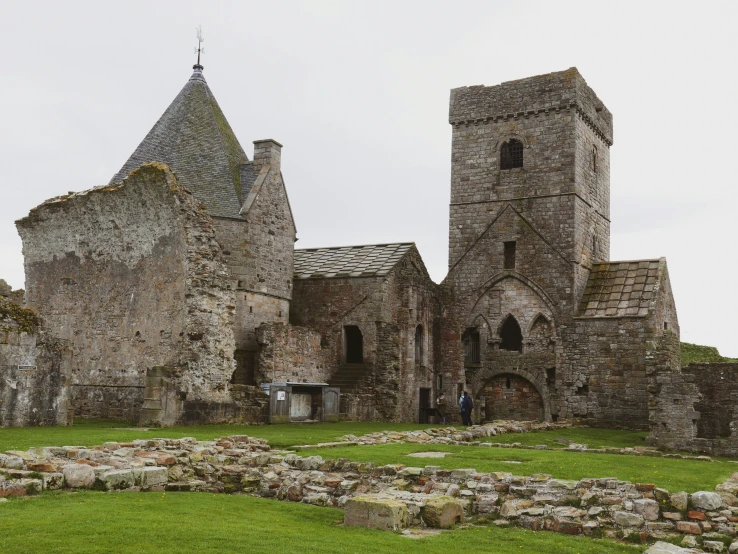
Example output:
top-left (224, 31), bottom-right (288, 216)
top-left (344, 495), bottom-right (407, 531)
top-left (62, 464), bottom-right (95, 489)
top-left (420, 496), bottom-right (463, 528)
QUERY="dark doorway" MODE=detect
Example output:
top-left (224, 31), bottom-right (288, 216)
top-left (419, 387), bottom-right (431, 423)
top-left (232, 350), bottom-right (256, 385)
top-left (500, 316), bottom-right (523, 352)
top-left (344, 325), bottom-right (363, 363)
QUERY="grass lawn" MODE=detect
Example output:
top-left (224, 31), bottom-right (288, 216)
top-left (296, 443), bottom-right (734, 493)
top-left (484, 427), bottom-right (649, 450)
top-left (0, 491), bottom-right (645, 554)
top-left (0, 420), bottom-right (448, 452)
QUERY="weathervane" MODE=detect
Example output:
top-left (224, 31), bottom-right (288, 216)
top-left (193, 26), bottom-right (205, 70)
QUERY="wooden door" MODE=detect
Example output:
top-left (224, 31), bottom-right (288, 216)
top-left (322, 387), bottom-right (340, 422)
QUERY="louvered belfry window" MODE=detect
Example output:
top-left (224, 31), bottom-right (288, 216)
top-left (500, 139), bottom-right (524, 170)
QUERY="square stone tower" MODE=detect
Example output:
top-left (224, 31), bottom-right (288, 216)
top-left (447, 67), bottom-right (613, 321)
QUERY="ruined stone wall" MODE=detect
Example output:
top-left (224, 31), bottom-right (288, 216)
top-left (557, 318), bottom-right (668, 430)
top-left (291, 276), bottom-right (385, 369)
top-left (648, 353), bottom-right (738, 457)
top-left (216, 140), bottom-right (295, 352)
top-left (255, 323), bottom-right (326, 384)
top-left (16, 164), bottom-right (237, 422)
top-left (0, 298), bottom-right (71, 427)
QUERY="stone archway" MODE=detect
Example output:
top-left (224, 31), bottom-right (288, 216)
top-left (471, 368), bottom-right (551, 422)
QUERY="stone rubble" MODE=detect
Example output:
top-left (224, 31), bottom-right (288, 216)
top-left (1, 434), bottom-right (738, 551)
top-left (290, 421), bottom-right (719, 463)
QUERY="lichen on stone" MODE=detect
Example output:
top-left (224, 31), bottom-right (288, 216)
top-left (0, 298), bottom-right (41, 334)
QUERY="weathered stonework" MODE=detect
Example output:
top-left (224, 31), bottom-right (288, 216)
top-left (7, 65), bottom-right (700, 430)
top-left (0, 294), bottom-right (71, 427)
top-left (16, 164), bottom-right (238, 424)
top-left (290, 244), bottom-right (440, 422)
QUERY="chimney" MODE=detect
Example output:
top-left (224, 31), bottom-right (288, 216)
top-left (252, 139), bottom-right (282, 173)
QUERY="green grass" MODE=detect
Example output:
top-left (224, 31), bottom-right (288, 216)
top-left (681, 341), bottom-right (738, 365)
top-left (0, 419), bottom-right (452, 452)
top-left (0, 491), bottom-right (644, 554)
top-left (296, 443), bottom-right (734, 493)
top-left (485, 427), bottom-right (649, 449)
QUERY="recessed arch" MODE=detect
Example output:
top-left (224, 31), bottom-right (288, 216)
top-left (528, 313), bottom-right (554, 353)
top-left (470, 367), bottom-right (552, 422)
top-left (499, 314), bottom-right (523, 352)
top-left (470, 271), bottom-right (558, 318)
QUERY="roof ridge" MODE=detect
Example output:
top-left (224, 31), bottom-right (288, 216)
top-left (296, 242), bottom-right (415, 252)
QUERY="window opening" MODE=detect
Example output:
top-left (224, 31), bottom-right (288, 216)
top-left (499, 316), bottom-right (523, 352)
top-left (592, 146), bottom-right (598, 172)
top-left (344, 325), bottom-right (363, 363)
top-left (437, 374), bottom-right (443, 390)
top-left (414, 325), bottom-right (424, 365)
top-left (504, 241), bottom-right (516, 269)
top-left (462, 327), bottom-right (480, 363)
top-left (505, 377), bottom-right (511, 389)
top-left (664, 322), bottom-right (668, 330)
top-left (500, 139), bottom-right (524, 170)
top-left (546, 367), bottom-right (556, 388)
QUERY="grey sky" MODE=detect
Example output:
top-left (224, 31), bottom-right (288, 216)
top-left (1, 0), bottom-right (736, 356)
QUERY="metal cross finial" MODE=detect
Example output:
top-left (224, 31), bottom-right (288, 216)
top-left (193, 26), bottom-right (205, 70)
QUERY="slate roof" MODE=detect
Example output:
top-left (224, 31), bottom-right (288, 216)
top-left (294, 243), bottom-right (414, 279)
top-left (577, 259), bottom-right (664, 318)
top-left (109, 68), bottom-right (249, 219)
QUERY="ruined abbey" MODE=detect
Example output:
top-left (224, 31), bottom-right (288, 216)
top-left (2, 64), bottom-right (736, 457)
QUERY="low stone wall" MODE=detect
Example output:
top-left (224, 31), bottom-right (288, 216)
top-left (2, 433), bottom-right (738, 551)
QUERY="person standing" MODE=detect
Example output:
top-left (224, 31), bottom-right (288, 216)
top-left (459, 391), bottom-right (474, 426)
top-left (436, 392), bottom-right (447, 425)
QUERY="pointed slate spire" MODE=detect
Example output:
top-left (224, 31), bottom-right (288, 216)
top-left (110, 67), bottom-right (250, 218)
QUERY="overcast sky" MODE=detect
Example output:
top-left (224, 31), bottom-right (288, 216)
top-left (2, 0), bottom-right (737, 356)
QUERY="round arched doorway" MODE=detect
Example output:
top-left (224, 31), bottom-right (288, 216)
top-left (481, 373), bottom-right (544, 421)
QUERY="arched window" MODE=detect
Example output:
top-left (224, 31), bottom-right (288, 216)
top-left (414, 325), bottom-right (424, 365)
top-left (344, 325), bottom-right (363, 363)
top-left (462, 327), bottom-right (480, 363)
top-left (592, 146), bottom-right (598, 172)
top-left (500, 139), bottom-right (524, 170)
top-left (499, 315), bottom-right (523, 352)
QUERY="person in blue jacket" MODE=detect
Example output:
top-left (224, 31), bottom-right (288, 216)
top-left (459, 391), bottom-right (474, 426)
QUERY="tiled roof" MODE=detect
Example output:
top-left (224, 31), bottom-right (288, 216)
top-left (577, 259), bottom-right (664, 318)
top-left (294, 243), bottom-right (413, 279)
top-left (109, 68), bottom-right (249, 219)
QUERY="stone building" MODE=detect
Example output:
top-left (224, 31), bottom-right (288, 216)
top-left (14, 65), bottom-right (293, 425)
top-left (4, 64), bottom-right (700, 431)
top-left (436, 68), bottom-right (678, 430)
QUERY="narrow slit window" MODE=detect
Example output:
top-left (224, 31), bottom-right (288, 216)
top-left (504, 241), bottom-right (516, 270)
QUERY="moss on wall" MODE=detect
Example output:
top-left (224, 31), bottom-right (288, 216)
top-left (0, 298), bottom-right (41, 335)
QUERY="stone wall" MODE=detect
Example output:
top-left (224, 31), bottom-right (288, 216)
top-left (255, 323), bottom-right (326, 384)
top-left (290, 246), bottom-right (440, 422)
top-left (16, 164), bottom-right (238, 424)
top-left (648, 357), bottom-right (738, 457)
top-left (216, 140), bottom-right (295, 353)
top-left (0, 296), bottom-right (70, 427)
